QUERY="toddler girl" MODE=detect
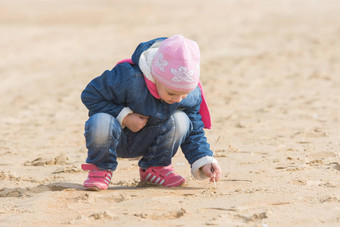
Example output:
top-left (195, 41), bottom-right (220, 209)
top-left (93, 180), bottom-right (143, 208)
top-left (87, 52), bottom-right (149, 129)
top-left (81, 35), bottom-right (222, 190)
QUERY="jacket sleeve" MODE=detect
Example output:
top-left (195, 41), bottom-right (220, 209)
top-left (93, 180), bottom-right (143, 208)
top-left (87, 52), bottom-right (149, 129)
top-left (181, 90), bottom-right (218, 180)
top-left (81, 64), bottom-right (131, 117)
top-left (181, 105), bottom-right (213, 164)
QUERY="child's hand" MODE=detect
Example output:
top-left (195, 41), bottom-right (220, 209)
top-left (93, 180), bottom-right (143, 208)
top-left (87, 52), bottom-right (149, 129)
top-left (122, 113), bottom-right (149, 132)
top-left (201, 162), bottom-right (222, 182)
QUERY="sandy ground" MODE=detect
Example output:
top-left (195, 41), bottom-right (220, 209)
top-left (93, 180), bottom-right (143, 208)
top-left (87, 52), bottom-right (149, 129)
top-left (0, 0), bottom-right (340, 226)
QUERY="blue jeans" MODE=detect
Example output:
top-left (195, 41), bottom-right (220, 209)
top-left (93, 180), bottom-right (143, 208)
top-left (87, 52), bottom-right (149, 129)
top-left (84, 111), bottom-right (191, 171)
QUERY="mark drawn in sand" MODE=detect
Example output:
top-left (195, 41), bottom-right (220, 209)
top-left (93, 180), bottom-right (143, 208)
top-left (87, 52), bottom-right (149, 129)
top-left (234, 211), bottom-right (268, 224)
top-left (134, 208), bottom-right (186, 220)
top-left (0, 182), bottom-right (83, 197)
top-left (64, 211), bottom-right (119, 224)
top-left (24, 153), bottom-right (70, 166)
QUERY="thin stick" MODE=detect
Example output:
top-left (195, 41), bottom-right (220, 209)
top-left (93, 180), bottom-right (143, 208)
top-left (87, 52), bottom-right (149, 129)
top-left (211, 136), bottom-right (221, 187)
top-left (213, 176), bottom-right (216, 187)
top-left (212, 136), bottom-right (221, 153)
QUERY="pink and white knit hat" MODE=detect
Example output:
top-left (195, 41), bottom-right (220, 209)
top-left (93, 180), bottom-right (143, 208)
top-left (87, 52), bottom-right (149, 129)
top-left (151, 35), bottom-right (200, 92)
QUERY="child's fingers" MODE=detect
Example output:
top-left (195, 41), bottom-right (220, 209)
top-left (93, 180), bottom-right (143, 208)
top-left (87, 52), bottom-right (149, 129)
top-left (211, 163), bottom-right (222, 181)
top-left (207, 165), bottom-right (216, 182)
top-left (212, 163), bottom-right (221, 173)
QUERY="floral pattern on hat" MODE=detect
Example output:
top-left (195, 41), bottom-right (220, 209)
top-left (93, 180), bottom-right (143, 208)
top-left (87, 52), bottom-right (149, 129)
top-left (154, 53), bottom-right (168, 72)
top-left (171, 66), bottom-right (195, 83)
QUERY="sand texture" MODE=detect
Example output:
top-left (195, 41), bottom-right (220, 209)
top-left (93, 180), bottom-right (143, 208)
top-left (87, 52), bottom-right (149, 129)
top-left (0, 0), bottom-right (340, 226)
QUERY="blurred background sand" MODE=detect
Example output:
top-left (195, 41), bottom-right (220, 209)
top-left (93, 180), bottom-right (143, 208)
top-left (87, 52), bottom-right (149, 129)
top-left (0, 0), bottom-right (339, 226)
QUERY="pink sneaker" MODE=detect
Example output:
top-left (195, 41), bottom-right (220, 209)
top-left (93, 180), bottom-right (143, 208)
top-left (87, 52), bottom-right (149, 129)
top-left (139, 165), bottom-right (185, 187)
top-left (81, 164), bottom-right (112, 190)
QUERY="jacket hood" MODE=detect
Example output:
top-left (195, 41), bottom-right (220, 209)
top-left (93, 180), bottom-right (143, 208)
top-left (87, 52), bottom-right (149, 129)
top-left (131, 37), bottom-right (167, 82)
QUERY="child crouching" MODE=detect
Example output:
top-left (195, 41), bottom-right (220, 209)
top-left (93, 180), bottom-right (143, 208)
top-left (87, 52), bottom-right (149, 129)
top-left (80, 35), bottom-right (222, 190)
